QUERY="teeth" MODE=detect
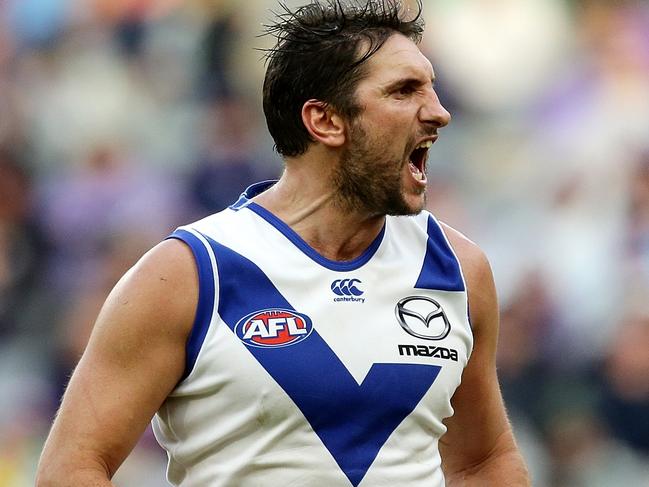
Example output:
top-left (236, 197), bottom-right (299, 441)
top-left (415, 140), bottom-right (433, 150)
top-left (409, 161), bottom-right (426, 180)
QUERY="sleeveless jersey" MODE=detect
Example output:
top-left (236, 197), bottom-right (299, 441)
top-left (152, 181), bottom-right (473, 487)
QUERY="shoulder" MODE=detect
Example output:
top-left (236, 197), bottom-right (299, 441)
top-left (104, 237), bottom-right (199, 343)
top-left (125, 237), bottom-right (197, 295)
top-left (438, 221), bottom-right (498, 332)
top-left (438, 222), bottom-right (491, 286)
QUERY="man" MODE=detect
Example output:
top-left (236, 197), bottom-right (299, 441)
top-left (37, 1), bottom-right (530, 485)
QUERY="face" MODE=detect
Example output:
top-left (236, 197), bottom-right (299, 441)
top-left (333, 34), bottom-right (451, 216)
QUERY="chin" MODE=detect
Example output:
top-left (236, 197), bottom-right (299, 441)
top-left (405, 191), bottom-right (427, 214)
top-left (386, 195), bottom-right (426, 216)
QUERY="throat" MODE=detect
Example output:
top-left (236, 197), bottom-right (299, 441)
top-left (255, 183), bottom-right (386, 263)
top-left (295, 214), bottom-right (386, 262)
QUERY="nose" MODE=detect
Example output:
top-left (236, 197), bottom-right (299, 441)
top-left (419, 88), bottom-right (451, 128)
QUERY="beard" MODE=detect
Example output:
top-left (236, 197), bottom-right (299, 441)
top-left (331, 122), bottom-right (425, 216)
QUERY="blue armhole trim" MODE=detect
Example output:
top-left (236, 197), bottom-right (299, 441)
top-left (166, 229), bottom-right (216, 381)
top-left (414, 216), bottom-right (465, 292)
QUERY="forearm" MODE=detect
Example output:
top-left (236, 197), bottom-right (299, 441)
top-left (36, 465), bottom-right (115, 487)
top-left (36, 402), bottom-right (123, 487)
top-left (37, 431), bottom-right (116, 487)
top-left (444, 446), bottom-right (530, 487)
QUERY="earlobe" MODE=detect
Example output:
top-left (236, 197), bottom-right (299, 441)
top-left (301, 100), bottom-right (346, 148)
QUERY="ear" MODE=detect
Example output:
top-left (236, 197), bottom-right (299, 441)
top-left (301, 100), bottom-right (346, 148)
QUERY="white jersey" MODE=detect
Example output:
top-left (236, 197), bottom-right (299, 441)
top-left (152, 181), bottom-right (473, 487)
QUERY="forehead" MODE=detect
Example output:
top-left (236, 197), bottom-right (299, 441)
top-left (359, 34), bottom-right (434, 87)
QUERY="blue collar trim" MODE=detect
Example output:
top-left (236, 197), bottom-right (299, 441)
top-left (231, 180), bottom-right (385, 272)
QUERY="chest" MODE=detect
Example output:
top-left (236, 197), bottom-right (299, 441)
top-left (166, 214), bottom-right (474, 486)
top-left (207, 228), bottom-right (473, 406)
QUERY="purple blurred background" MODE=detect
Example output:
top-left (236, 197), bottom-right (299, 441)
top-left (1, 1), bottom-right (648, 485)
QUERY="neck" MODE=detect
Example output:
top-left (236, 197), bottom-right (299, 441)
top-left (253, 149), bottom-right (385, 262)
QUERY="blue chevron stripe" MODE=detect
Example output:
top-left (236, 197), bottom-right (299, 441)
top-left (204, 234), bottom-right (440, 486)
top-left (415, 216), bottom-right (464, 292)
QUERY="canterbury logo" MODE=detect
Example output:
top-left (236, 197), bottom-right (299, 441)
top-left (331, 279), bottom-right (364, 297)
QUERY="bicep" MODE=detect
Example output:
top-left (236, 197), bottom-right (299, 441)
top-left (38, 239), bottom-right (197, 481)
top-left (439, 243), bottom-right (512, 474)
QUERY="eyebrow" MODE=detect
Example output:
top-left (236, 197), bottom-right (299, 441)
top-left (383, 76), bottom-right (435, 91)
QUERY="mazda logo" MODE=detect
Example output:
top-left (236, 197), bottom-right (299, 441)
top-left (395, 296), bottom-right (451, 341)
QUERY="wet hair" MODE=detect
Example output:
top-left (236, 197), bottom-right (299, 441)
top-left (261, 0), bottom-right (424, 157)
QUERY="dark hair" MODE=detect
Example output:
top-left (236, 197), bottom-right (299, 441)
top-left (261, 0), bottom-right (424, 157)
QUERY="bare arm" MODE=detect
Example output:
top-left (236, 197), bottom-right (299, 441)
top-left (440, 224), bottom-right (530, 486)
top-left (36, 239), bottom-right (198, 486)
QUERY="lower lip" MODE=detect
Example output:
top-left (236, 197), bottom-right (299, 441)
top-left (406, 162), bottom-right (427, 187)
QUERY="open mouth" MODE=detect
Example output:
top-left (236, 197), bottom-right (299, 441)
top-left (408, 140), bottom-right (432, 181)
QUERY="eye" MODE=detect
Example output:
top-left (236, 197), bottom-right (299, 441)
top-left (395, 84), bottom-right (416, 97)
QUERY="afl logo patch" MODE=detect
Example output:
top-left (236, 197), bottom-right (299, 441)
top-left (235, 309), bottom-right (313, 348)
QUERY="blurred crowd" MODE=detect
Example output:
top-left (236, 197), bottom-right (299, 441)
top-left (1, 0), bottom-right (648, 486)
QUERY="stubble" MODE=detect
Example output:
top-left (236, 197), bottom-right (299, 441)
top-left (331, 122), bottom-right (425, 216)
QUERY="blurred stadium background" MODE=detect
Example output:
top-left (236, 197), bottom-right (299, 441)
top-left (1, 0), bottom-right (649, 485)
